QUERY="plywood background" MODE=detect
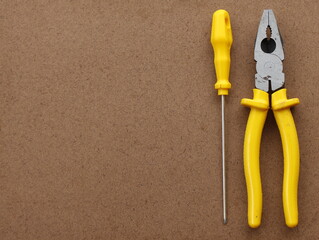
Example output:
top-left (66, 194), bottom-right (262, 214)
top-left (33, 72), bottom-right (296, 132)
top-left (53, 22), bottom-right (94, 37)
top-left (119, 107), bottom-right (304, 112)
top-left (1, 0), bottom-right (319, 239)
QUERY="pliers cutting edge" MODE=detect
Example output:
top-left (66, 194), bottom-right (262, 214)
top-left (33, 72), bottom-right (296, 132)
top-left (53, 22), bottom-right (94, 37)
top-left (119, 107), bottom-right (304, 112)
top-left (241, 10), bottom-right (300, 228)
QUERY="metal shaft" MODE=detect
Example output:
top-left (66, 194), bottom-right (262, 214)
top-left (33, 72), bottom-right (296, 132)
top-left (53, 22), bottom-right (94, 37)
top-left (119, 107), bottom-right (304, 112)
top-left (221, 95), bottom-right (227, 224)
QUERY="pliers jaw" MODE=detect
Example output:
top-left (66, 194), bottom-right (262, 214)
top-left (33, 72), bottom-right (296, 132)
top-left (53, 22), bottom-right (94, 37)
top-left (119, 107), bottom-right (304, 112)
top-left (254, 9), bottom-right (285, 93)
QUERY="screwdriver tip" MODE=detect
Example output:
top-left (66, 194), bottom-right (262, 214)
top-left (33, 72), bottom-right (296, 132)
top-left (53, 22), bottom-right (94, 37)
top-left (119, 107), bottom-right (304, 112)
top-left (223, 218), bottom-right (227, 224)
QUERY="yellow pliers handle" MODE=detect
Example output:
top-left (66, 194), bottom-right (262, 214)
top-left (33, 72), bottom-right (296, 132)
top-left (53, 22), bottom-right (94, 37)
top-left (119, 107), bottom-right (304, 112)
top-left (241, 89), bottom-right (300, 228)
top-left (272, 89), bottom-right (300, 227)
top-left (241, 89), bottom-right (269, 228)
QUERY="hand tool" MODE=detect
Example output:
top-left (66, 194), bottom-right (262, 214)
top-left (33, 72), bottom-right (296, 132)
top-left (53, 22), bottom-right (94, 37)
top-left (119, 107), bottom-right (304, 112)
top-left (241, 9), bottom-right (300, 228)
top-left (211, 9), bottom-right (233, 224)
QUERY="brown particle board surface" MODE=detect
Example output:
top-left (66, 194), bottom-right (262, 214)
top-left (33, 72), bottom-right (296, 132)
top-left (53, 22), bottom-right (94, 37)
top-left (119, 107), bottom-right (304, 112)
top-left (1, 0), bottom-right (319, 239)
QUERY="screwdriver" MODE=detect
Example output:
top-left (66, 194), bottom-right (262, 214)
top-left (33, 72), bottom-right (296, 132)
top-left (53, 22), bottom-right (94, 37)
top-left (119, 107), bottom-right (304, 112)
top-left (210, 9), bottom-right (233, 224)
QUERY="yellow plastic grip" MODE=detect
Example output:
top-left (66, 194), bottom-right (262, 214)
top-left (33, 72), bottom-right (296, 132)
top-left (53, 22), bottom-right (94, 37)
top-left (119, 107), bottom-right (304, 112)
top-left (272, 89), bottom-right (300, 228)
top-left (211, 10), bottom-right (233, 95)
top-left (241, 89), bottom-right (269, 228)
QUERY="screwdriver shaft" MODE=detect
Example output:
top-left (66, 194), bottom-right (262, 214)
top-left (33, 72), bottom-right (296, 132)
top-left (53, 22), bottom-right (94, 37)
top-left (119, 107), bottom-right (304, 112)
top-left (221, 95), bottom-right (227, 224)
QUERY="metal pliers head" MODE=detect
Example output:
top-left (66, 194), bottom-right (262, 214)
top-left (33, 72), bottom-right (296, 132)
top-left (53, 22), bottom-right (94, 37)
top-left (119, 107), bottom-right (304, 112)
top-left (254, 9), bottom-right (285, 93)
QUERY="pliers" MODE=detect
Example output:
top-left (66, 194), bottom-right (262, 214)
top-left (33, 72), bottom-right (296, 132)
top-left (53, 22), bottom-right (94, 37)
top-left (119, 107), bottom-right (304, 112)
top-left (241, 10), bottom-right (300, 228)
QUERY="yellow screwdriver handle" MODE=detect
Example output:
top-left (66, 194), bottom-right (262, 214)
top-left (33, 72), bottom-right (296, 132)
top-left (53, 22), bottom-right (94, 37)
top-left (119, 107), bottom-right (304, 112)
top-left (272, 89), bottom-right (300, 228)
top-left (211, 10), bottom-right (233, 95)
top-left (241, 89), bottom-right (269, 228)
